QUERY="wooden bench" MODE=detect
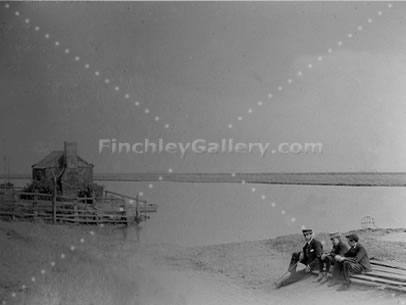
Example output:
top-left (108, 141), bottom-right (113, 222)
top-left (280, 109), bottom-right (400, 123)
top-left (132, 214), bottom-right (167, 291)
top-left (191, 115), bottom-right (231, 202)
top-left (313, 258), bottom-right (406, 292)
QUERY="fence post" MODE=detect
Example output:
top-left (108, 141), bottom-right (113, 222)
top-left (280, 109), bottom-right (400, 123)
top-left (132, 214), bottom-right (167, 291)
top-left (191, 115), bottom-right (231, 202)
top-left (33, 190), bottom-right (38, 222)
top-left (135, 194), bottom-right (140, 224)
top-left (52, 176), bottom-right (57, 224)
top-left (124, 204), bottom-right (129, 226)
top-left (74, 198), bottom-right (78, 224)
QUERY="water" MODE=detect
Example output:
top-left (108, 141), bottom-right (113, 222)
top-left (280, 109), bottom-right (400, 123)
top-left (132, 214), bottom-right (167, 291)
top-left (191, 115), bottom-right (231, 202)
top-left (103, 181), bottom-right (406, 247)
top-left (8, 179), bottom-right (406, 247)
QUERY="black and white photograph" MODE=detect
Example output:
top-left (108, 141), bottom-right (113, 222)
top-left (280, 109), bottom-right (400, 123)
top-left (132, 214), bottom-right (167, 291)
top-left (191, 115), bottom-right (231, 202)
top-left (1, 1), bottom-right (406, 304)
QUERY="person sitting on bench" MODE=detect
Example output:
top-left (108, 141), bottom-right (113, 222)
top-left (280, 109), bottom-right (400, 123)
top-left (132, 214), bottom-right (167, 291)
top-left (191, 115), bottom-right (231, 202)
top-left (314, 232), bottom-right (348, 284)
top-left (275, 228), bottom-right (323, 288)
top-left (333, 233), bottom-right (372, 291)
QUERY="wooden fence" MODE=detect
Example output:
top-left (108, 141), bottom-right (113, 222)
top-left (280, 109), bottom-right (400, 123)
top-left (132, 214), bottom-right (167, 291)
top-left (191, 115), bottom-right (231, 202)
top-left (0, 190), bottom-right (158, 225)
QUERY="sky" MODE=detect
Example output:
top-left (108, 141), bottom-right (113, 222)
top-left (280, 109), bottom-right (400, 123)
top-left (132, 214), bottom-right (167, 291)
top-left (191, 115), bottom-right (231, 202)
top-left (2, 1), bottom-right (406, 174)
top-left (1, 2), bottom-right (406, 245)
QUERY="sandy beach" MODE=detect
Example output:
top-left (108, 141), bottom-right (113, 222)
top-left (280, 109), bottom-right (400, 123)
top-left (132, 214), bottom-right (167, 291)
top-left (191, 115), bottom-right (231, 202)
top-left (1, 221), bottom-right (405, 305)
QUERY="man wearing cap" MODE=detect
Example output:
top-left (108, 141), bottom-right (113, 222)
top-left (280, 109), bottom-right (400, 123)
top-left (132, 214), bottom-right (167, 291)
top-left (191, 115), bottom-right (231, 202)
top-left (314, 232), bottom-right (348, 284)
top-left (275, 228), bottom-right (323, 288)
top-left (333, 233), bottom-right (372, 291)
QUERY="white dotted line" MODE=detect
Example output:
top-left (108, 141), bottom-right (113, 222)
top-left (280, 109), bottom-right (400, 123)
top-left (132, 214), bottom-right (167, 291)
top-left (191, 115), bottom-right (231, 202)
top-left (13, 3), bottom-right (173, 202)
top-left (1, 230), bottom-right (95, 304)
top-left (2, 2), bottom-right (172, 275)
top-left (0, 2), bottom-right (396, 302)
top-left (232, 175), bottom-right (299, 226)
top-left (5, 2), bottom-right (165, 304)
top-left (227, 3), bottom-right (393, 129)
top-left (226, 3), bottom-right (393, 234)
top-left (4, 2), bottom-right (171, 131)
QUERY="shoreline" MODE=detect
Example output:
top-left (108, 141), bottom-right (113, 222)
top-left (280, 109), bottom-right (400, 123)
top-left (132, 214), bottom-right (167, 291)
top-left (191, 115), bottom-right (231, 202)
top-left (1, 221), bottom-right (405, 305)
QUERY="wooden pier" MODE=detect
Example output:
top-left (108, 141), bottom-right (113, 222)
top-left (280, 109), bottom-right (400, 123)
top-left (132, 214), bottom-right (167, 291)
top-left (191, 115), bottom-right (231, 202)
top-left (0, 189), bottom-right (158, 225)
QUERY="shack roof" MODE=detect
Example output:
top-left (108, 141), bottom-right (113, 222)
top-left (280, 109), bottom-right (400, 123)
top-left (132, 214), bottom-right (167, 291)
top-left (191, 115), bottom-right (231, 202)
top-left (32, 151), bottom-right (94, 169)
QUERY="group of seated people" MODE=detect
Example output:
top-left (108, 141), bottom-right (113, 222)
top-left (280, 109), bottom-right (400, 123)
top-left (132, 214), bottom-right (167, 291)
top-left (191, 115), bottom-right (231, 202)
top-left (275, 228), bottom-right (371, 291)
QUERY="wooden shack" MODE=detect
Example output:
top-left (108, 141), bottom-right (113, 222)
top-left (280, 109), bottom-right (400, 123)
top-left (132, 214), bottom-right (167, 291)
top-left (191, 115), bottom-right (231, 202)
top-left (32, 141), bottom-right (94, 196)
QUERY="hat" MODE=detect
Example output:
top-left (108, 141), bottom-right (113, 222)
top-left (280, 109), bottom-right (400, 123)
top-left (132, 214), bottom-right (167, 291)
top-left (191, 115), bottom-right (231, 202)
top-left (345, 233), bottom-right (359, 242)
top-left (329, 232), bottom-right (341, 239)
top-left (302, 229), bottom-right (313, 235)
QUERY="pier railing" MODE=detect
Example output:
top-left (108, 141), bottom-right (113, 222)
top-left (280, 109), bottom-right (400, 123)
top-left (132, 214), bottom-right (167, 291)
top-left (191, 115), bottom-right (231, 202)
top-left (0, 190), bottom-right (157, 225)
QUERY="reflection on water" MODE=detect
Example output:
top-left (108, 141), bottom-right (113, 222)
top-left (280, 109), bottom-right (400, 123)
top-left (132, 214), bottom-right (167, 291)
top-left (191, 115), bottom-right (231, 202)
top-left (118, 224), bottom-right (142, 242)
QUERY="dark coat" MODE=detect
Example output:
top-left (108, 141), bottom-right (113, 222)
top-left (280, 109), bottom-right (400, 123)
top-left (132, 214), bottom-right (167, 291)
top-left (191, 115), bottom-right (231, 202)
top-left (302, 238), bottom-right (323, 266)
top-left (344, 243), bottom-right (372, 271)
top-left (327, 240), bottom-right (349, 257)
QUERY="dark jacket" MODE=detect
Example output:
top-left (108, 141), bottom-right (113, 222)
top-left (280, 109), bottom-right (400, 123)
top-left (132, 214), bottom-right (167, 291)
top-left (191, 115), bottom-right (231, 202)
top-left (302, 238), bottom-right (323, 266)
top-left (344, 243), bottom-right (372, 271)
top-left (327, 240), bottom-right (348, 257)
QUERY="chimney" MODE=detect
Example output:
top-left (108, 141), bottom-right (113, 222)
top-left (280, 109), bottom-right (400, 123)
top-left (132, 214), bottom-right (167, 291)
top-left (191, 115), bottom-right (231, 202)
top-left (64, 141), bottom-right (78, 168)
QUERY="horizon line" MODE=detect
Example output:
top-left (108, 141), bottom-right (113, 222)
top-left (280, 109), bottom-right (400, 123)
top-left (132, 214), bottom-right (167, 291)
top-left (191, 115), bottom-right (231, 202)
top-left (2, 172), bottom-right (406, 187)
